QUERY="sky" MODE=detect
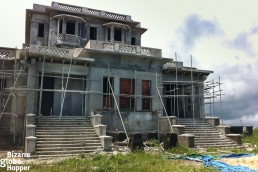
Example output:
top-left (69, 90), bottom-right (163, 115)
top-left (0, 0), bottom-right (258, 127)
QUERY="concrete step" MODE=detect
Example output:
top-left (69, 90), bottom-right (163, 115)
top-left (36, 129), bottom-right (95, 133)
top-left (196, 145), bottom-right (238, 148)
top-left (36, 123), bottom-right (92, 126)
top-left (37, 140), bottom-right (101, 144)
top-left (36, 118), bottom-right (90, 121)
top-left (34, 115), bottom-right (102, 157)
top-left (36, 126), bottom-right (94, 131)
top-left (185, 133), bottom-right (221, 136)
top-left (36, 116), bottom-right (86, 118)
top-left (194, 137), bottom-right (230, 141)
top-left (185, 129), bottom-right (219, 132)
top-left (36, 149), bottom-right (99, 155)
top-left (36, 122), bottom-right (91, 125)
top-left (195, 139), bottom-right (234, 143)
top-left (37, 146), bottom-right (102, 151)
top-left (36, 134), bottom-right (98, 138)
top-left (177, 118), bottom-right (239, 148)
top-left (37, 137), bottom-right (100, 141)
top-left (37, 143), bottom-right (102, 148)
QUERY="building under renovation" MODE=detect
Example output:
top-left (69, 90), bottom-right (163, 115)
top-left (0, 2), bottom-right (242, 156)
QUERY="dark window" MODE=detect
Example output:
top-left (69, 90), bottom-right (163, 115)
top-left (59, 19), bottom-right (63, 34)
top-left (131, 37), bottom-right (136, 45)
top-left (142, 80), bottom-right (151, 110)
top-left (66, 21), bottom-right (75, 35)
top-left (78, 23), bottom-right (81, 36)
top-left (90, 27), bottom-right (97, 40)
top-left (114, 28), bottom-right (122, 41)
top-left (38, 23), bottom-right (44, 38)
top-left (0, 79), bottom-right (6, 91)
top-left (103, 77), bottom-right (114, 109)
top-left (120, 78), bottom-right (135, 110)
top-left (107, 27), bottom-right (111, 41)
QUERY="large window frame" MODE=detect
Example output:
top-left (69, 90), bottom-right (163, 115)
top-left (120, 78), bottom-right (135, 110)
top-left (142, 80), bottom-right (151, 110)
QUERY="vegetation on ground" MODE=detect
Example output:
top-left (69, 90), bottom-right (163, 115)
top-left (243, 127), bottom-right (258, 146)
top-left (1, 128), bottom-right (258, 172)
top-left (167, 144), bottom-right (197, 154)
top-left (145, 139), bottom-right (160, 147)
top-left (25, 152), bottom-right (216, 172)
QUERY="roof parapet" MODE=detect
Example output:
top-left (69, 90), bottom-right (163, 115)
top-left (51, 1), bottom-right (132, 22)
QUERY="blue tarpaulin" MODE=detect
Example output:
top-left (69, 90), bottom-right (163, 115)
top-left (165, 153), bottom-right (258, 172)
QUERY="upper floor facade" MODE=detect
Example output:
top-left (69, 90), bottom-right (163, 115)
top-left (25, 2), bottom-right (149, 50)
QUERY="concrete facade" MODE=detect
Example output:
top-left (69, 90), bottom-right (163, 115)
top-left (0, 1), bottom-right (213, 147)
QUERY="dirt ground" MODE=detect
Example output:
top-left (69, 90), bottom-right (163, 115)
top-left (220, 155), bottom-right (258, 171)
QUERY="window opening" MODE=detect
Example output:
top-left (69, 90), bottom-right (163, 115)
top-left (131, 37), bottom-right (136, 45)
top-left (66, 21), bottom-right (76, 35)
top-left (38, 23), bottom-right (45, 38)
top-left (59, 19), bottom-right (63, 34)
top-left (0, 79), bottom-right (6, 91)
top-left (78, 23), bottom-right (81, 37)
top-left (107, 27), bottom-right (111, 41)
top-left (142, 80), bottom-right (151, 110)
top-left (114, 27), bottom-right (122, 41)
top-left (120, 78), bottom-right (135, 110)
top-left (90, 27), bottom-right (97, 40)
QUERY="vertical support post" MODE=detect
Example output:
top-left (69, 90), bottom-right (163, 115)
top-left (219, 76), bottom-right (223, 124)
top-left (182, 86), bottom-right (186, 118)
top-left (38, 56), bottom-right (45, 119)
top-left (175, 53), bottom-right (179, 119)
top-left (190, 55), bottom-right (195, 127)
top-left (212, 79), bottom-right (215, 117)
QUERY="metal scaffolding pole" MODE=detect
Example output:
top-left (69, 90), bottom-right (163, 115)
top-left (212, 79), bottom-right (215, 116)
top-left (0, 67), bottom-right (23, 120)
top-left (38, 56), bottom-right (46, 119)
top-left (218, 76), bottom-right (223, 124)
top-left (175, 53), bottom-right (179, 119)
top-left (190, 55), bottom-right (195, 127)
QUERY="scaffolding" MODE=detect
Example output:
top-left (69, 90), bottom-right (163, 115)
top-left (204, 76), bottom-right (224, 121)
top-left (0, 46), bottom-right (221, 135)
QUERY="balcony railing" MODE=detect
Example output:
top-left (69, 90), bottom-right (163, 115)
top-left (52, 2), bottom-right (131, 21)
top-left (57, 34), bottom-right (81, 46)
top-left (0, 48), bottom-right (16, 60)
top-left (29, 45), bottom-right (73, 58)
top-left (85, 40), bottom-right (162, 57)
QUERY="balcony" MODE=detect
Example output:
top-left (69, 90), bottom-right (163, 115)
top-left (85, 40), bottom-right (162, 57)
top-left (24, 45), bottom-right (94, 65)
top-left (28, 45), bottom-right (73, 58)
top-left (57, 34), bottom-right (82, 47)
top-left (0, 47), bottom-right (16, 60)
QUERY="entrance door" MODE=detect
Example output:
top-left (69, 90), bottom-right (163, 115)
top-left (52, 77), bottom-right (84, 116)
top-left (40, 76), bottom-right (54, 116)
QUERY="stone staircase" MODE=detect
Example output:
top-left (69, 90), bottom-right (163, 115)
top-left (177, 118), bottom-right (240, 148)
top-left (35, 116), bottom-right (102, 157)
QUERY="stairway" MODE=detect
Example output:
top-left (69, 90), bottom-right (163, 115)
top-left (35, 116), bottom-right (103, 157)
top-left (177, 118), bottom-right (240, 148)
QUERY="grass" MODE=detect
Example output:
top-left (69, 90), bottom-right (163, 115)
top-left (167, 144), bottom-right (198, 154)
top-left (206, 147), bottom-right (218, 152)
top-left (228, 127), bottom-right (258, 154)
top-left (0, 152), bottom-right (216, 172)
top-left (145, 139), bottom-right (160, 147)
top-left (1, 128), bottom-right (257, 172)
top-left (243, 127), bottom-right (258, 146)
